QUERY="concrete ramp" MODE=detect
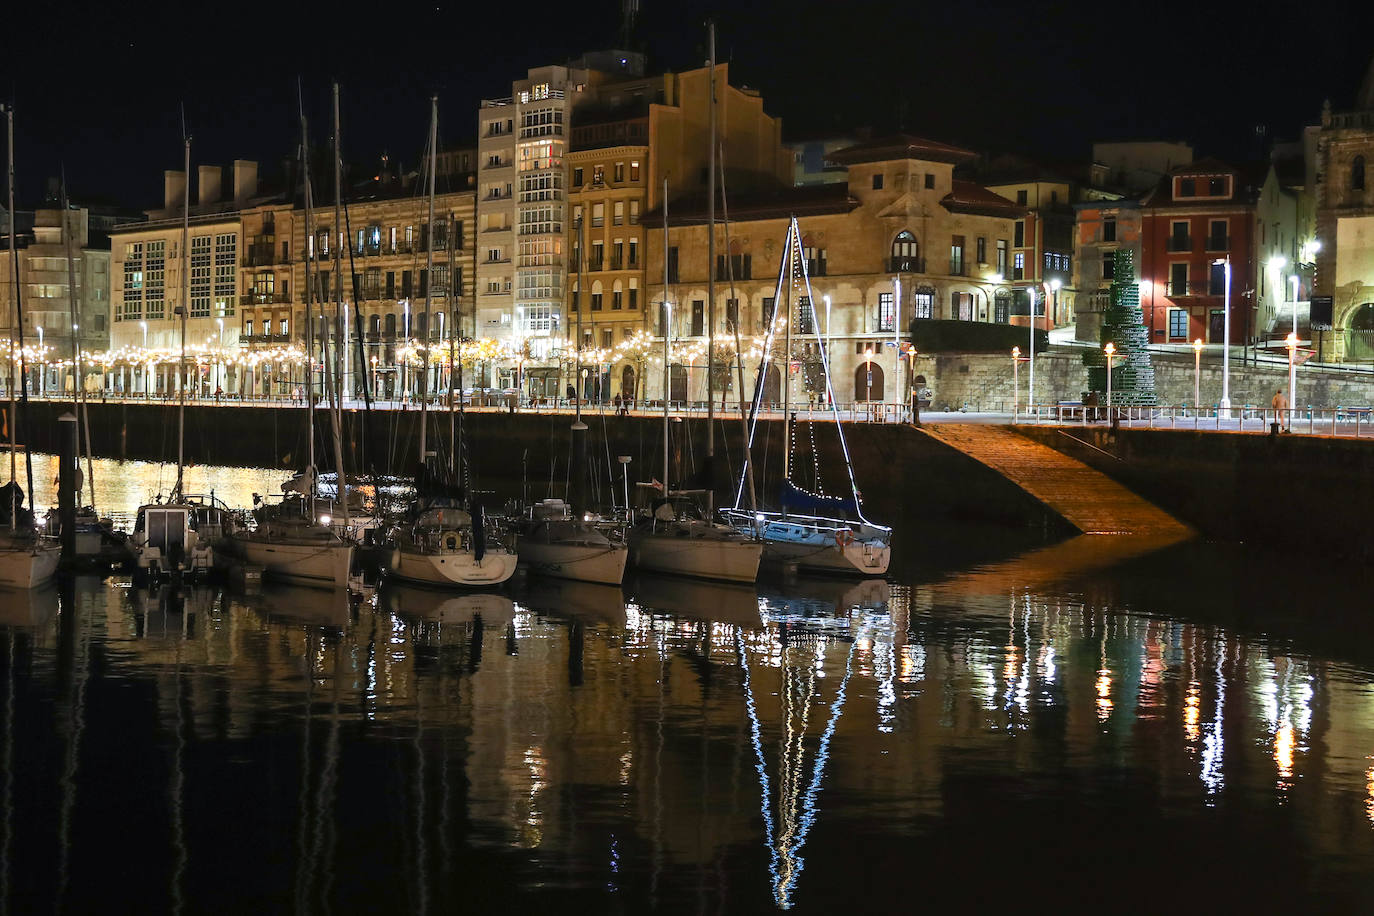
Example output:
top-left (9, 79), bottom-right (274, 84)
top-left (919, 424), bottom-right (1192, 539)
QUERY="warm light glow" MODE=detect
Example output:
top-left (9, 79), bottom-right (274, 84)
top-left (1285, 332), bottom-right (1298, 350)
top-left (1103, 342), bottom-right (1116, 357)
top-left (1268, 255), bottom-right (1287, 271)
top-left (1011, 345), bottom-right (1020, 358)
top-left (1193, 338), bottom-right (1203, 352)
top-left (989, 272), bottom-right (1003, 285)
top-left (1049, 278), bottom-right (1062, 291)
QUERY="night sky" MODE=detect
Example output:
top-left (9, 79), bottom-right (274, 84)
top-left (4, 0), bottom-right (1369, 209)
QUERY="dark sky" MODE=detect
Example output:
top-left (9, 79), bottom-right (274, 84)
top-left (4, 0), bottom-right (1369, 209)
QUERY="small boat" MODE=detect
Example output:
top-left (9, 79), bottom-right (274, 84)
top-left (515, 499), bottom-right (628, 586)
top-left (129, 499), bottom-right (217, 581)
top-left (389, 502), bottom-right (517, 588)
top-left (0, 530), bottom-right (60, 590)
top-left (46, 505), bottom-right (130, 570)
top-left (628, 494), bottom-right (762, 584)
top-left (221, 511), bottom-right (354, 590)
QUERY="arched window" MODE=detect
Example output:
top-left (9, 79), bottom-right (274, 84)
top-left (1354, 155), bottom-right (1366, 191)
top-left (621, 364), bottom-right (636, 399)
top-left (369, 314), bottom-right (381, 338)
top-left (384, 313), bottom-right (397, 338)
top-left (891, 231), bottom-right (920, 272)
top-left (591, 280), bottom-right (604, 311)
top-left (612, 280), bottom-right (624, 310)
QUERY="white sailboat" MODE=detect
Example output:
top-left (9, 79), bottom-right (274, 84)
top-left (1, 105), bottom-right (59, 590)
top-left (721, 217), bottom-right (891, 577)
top-left (626, 179), bottom-right (761, 584)
top-left (515, 498), bottom-right (627, 586)
top-left (221, 94), bottom-right (353, 590)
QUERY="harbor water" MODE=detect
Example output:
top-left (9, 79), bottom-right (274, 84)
top-left (1, 457), bottom-right (1373, 912)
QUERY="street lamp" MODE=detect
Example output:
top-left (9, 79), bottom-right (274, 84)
top-left (1289, 274), bottom-right (1300, 342)
top-left (1212, 257), bottom-right (1231, 411)
top-left (140, 320), bottom-right (149, 397)
top-left (1026, 288), bottom-right (1037, 417)
top-left (217, 317), bottom-right (224, 395)
top-left (1011, 345), bottom-right (1025, 417)
top-left (1192, 338), bottom-right (1203, 412)
top-left (864, 346), bottom-right (873, 404)
top-left (1049, 277), bottom-right (1062, 326)
top-left (35, 326), bottom-right (43, 398)
top-left (1104, 342), bottom-right (1116, 411)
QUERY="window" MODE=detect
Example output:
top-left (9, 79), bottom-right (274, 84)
top-left (1208, 262), bottom-right (1226, 295)
top-left (592, 203), bottom-right (604, 227)
top-left (796, 296), bottom-right (814, 334)
top-left (1207, 219), bottom-right (1228, 251)
top-left (215, 234), bottom-right (237, 316)
top-left (761, 297), bottom-right (776, 329)
top-left (667, 246), bottom-right (679, 283)
top-left (1169, 262), bottom-right (1188, 296)
top-left (245, 319), bottom-right (253, 338)
top-left (804, 246), bottom-right (826, 277)
top-left (614, 162), bottom-right (624, 182)
top-left (725, 298), bottom-right (739, 330)
top-left (1179, 177), bottom-right (1196, 197)
top-left (1170, 221), bottom-right (1190, 251)
top-left (1169, 308), bottom-right (1188, 339)
top-left (1208, 177), bottom-right (1227, 196)
top-left (1014, 221), bottom-right (1025, 247)
top-left (1013, 251), bottom-right (1025, 280)
top-left (950, 236), bottom-right (965, 276)
top-left (691, 300), bottom-right (704, 336)
top-left (951, 292), bottom-right (973, 322)
top-left (1102, 250), bottom-right (1116, 284)
top-left (613, 201), bottom-right (624, 226)
top-left (628, 279), bottom-right (638, 309)
top-left (573, 167), bottom-right (583, 186)
top-left (602, 329), bottom-right (613, 349)
top-left (592, 165), bottom-right (604, 185)
top-left (1102, 217), bottom-right (1117, 242)
top-left (591, 282), bottom-right (603, 310)
top-left (872, 173), bottom-right (884, 190)
top-left (890, 231), bottom-right (919, 272)
top-left (630, 160), bottom-right (640, 181)
top-left (1354, 155), bottom-right (1366, 191)
top-left (1016, 189), bottom-right (1028, 205)
top-left (612, 239), bottom-right (624, 269)
top-left (629, 200), bottom-right (640, 224)
top-left (996, 239), bottom-right (1008, 276)
top-left (279, 318), bottom-right (289, 336)
top-left (189, 235), bottom-right (212, 318)
top-left (628, 238), bottom-right (639, 266)
top-left (386, 271), bottom-right (396, 299)
top-left (612, 281), bottom-right (623, 310)
top-left (976, 237), bottom-right (987, 264)
top-left (912, 287), bottom-right (934, 320)
top-left (924, 173), bottom-right (935, 190)
top-left (877, 292), bottom-right (895, 332)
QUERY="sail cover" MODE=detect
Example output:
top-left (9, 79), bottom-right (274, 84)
top-left (778, 480), bottom-right (857, 516)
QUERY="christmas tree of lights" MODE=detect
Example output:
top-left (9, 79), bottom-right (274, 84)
top-left (1085, 247), bottom-right (1157, 405)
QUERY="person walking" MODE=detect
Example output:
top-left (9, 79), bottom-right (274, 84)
top-left (1271, 388), bottom-right (1289, 431)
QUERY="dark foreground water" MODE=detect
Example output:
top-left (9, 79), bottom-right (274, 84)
top-left (3, 463), bottom-right (1374, 913)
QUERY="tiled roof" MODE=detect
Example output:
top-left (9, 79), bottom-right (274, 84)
top-left (941, 180), bottom-right (1026, 218)
top-left (827, 133), bottom-right (977, 166)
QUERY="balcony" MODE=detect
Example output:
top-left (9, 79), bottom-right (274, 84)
top-left (609, 257), bottom-right (623, 271)
top-left (242, 244), bottom-right (276, 267)
top-left (587, 261), bottom-right (604, 272)
top-left (1204, 235), bottom-right (1230, 252)
top-left (1167, 282), bottom-right (1196, 297)
top-left (362, 287), bottom-right (382, 301)
top-left (885, 257), bottom-right (925, 273)
top-left (1166, 236), bottom-right (1193, 252)
top-left (240, 292), bottom-right (290, 306)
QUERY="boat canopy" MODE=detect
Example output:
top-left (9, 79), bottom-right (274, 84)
top-left (778, 481), bottom-right (858, 517)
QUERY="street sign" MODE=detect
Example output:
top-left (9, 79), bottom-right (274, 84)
top-left (1311, 296), bottom-right (1334, 330)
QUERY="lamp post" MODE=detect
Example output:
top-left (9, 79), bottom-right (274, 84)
top-left (1192, 338), bottom-right (1202, 412)
top-left (823, 294), bottom-right (832, 363)
top-left (864, 346), bottom-right (873, 404)
top-left (1290, 274), bottom-right (1300, 342)
top-left (1026, 288), bottom-right (1037, 417)
top-left (216, 317), bottom-right (224, 395)
top-left (140, 320), bottom-right (148, 397)
top-left (1104, 342), bottom-right (1116, 414)
top-left (1213, 257), bottom-right (1231, 411)
top-left (371, 355), bottom-right (379, 401)
top-left (1011, 345), bottom-right (1022, 417)
top-left (402, 299), bottom-right (410, 403)
top-left (1285, 331), bottom-right (1298, 431)
top-left (1049, 277), bottom-right (1062, 326)
top-left (35, 326), bottom-right (43, 398)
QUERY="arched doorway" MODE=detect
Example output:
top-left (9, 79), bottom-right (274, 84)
top-left (621, 364), bottom-right (636, 400)
top-left (855, 361), bottom-right (885, 401)
top-left (669, 363), bottom-right (688, 402)
top-left (1348, 303), bottom-right (1374, 362)
top-left (762, 364), bottom-right (781, 405)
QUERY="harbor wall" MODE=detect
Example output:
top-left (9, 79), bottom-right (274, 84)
top-left (1014, 424), bottom-right (1374, 562)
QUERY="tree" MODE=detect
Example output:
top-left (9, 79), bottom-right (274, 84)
top-left (1084, 247), bottom-right (1157, 405)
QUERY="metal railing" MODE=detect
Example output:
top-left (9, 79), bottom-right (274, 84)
top-left (1014, 403), bottom-right (1374, 439)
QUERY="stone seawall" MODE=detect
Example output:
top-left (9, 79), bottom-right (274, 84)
top-left (912, 348), bottom-right (1374, 412)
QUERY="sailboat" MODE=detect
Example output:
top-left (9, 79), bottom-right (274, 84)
top-left (386, 97), bottom-right (516, 590)
top-left (625, 178), bottom-right (761, 584)
top-left (220, 90), bottom-right (353, 590)
top-left (720, 217), bottom-right (892, 576)
top-left (0, 105), bottom-right (59, 589)
top-left (128, 132), bottom-right (221, 583)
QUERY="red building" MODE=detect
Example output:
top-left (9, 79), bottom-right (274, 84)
top-left (1138, 159), bottom-right (1291, 345)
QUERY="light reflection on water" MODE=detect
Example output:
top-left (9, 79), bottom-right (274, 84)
top-left (0, 470), bottom-right (1373, 910)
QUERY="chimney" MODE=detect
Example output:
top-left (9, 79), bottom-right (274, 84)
top-left (232, 160), bottom-right (258, 204)
top-left (198, 165), bottom-right (221, 205)
top-left (164, 170), bottom-right (187, 212)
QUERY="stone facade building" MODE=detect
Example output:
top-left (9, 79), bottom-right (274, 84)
top-left (638, 134), bottom-right (1024, 406)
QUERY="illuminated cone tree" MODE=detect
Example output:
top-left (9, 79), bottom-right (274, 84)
top-left (1084, 248), bottom-right (1157, 405)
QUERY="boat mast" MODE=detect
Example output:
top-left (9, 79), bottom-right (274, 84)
top-left (4, 106), bottom-right (33, 515)
top-left (329, 84), bottom-right (350, 532)
top-left (782, 217), bottom-right (792, 483)
top-left (418, 96), bottom-right (436, 468)
top-left (718, 150), bottom-right (756, 513)
top-left (60, 173), bottom-right (96, 516)
top-left (298, 89), bottom-right (317, 521)
top-left (662, 178), bottom-right (670, 495)
top-left (705, 21), bottom-right (716, 514)
top-left (447, 213), bottom-right (457, 479)
top-left (173, 130), bottom-right (189, 501)
top-left (4, 105), bottom-right (14, 530)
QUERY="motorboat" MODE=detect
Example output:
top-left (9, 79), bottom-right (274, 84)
top-left (628, 494), bottom-right (762, 584)
top-left (129, 499), bottom-right (218, 582)
top-left (514, 499), bottom-right (627, 586)
top-left (388, 502), bottom-right (517, 588)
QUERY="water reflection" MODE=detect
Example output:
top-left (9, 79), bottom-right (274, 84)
top-left (0, 546), bottom-right (1372, 910)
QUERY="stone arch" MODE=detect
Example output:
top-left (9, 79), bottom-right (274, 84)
top-left (1348, 302), bottom-right (1374, 361)
top-left (621, 364), bottom-right (636, 399)
top-left (855, 360), bottom-right (885, 401)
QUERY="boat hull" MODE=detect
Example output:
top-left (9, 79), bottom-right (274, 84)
top-left (391, 546), bottom-right (518, 588)
top-left (229, 537), bottom-right (354, 589)
top-left (758, 537), bottom-right (891, 577)
top-left (0, 543), bottom-right (61, 590)
top-left (628, 532), bottom-right (762, 583)
top-left (518, 541), bottom-right (628, 585)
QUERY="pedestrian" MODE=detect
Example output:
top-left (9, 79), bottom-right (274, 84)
top-left (613, 393), bottom-right (622, 414)
top-left (1272, 387), bottom-right (1289, 431)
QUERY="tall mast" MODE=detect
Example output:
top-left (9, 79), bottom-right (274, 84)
top-left (447, 213), bottom-right (456, 476)
top-left (298, 90), bottom-right (317, 520)
top-left (329, 83), bottom-right (350, 532)
top-left (662, 178), bottom-right (670, 494)
top-left (174, 131), bottom-right (189, 500)
top-left (705, 20), bottom-right (716, 514)
top-left (60, 173), bottom-right (95, 514)
top-left (5, 105), bottom-right (15, 529)
top-left (5, 106), bottom-right (33, 512)
top-left (781, 218), bottom-right (793, 483)
top-left (418, 96), bottom-right (436, 468)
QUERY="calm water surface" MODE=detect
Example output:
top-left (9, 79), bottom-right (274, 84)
top-left (2, 461), bottom-right (1374, 913)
